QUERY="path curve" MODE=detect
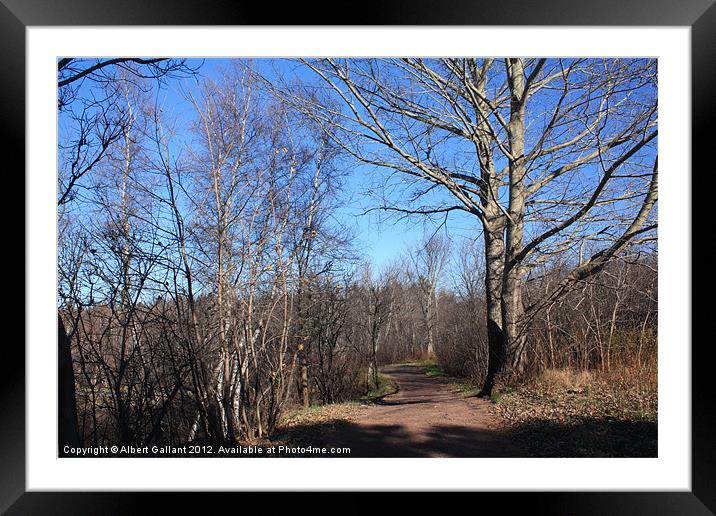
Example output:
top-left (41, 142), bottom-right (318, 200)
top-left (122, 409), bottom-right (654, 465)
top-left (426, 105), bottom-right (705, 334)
top-left (321, 364), bottom-right (518, 457)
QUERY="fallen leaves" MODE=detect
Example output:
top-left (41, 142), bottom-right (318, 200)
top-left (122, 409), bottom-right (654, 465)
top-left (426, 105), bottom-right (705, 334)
top-left (491, 380), bottom-right (657, 457)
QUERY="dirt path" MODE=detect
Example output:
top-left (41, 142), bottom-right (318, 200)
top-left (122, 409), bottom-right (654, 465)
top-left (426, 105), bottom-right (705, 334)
top-left (283, 364), bottom-right (520, 457)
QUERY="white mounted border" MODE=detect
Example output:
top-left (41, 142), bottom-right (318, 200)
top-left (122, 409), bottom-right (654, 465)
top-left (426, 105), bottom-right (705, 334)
top-left (26, 26), bottom-right (690, 491)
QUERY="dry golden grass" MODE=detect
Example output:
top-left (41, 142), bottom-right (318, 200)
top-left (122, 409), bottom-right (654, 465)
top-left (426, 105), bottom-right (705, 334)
top-left (492, 365), bottom-right (657, 457)
top-left (279, 401), bottom-right (363, 428)
top-left (534, 368), bottom-right (595, 392)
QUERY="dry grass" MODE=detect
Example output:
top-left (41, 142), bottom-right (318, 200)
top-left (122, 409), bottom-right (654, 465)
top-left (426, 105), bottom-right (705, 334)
top-left (268, 402), bottom-right (365, 452)
top-left (279, 401), bottom-right (363, 428)
top-left (535, 368), bottom-right (595, 392)
top-left (491, 367), bottom-right (657, 457)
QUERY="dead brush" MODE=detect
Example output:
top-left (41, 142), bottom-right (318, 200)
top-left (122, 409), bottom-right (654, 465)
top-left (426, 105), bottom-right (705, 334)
top-left (599, 362), bottom-right (658, 415)
top-left (532, 368), bottom-right (598, 393)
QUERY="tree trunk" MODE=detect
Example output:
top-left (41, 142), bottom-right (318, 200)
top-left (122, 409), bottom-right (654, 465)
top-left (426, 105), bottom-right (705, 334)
top-left (300, 348), bottom-right (309, 408)
top-left (503, 57), bottom-right (529, 376)
top-left (425, 288), bottom-right (436, 356)
top-left (472, 59), bottom-right (507, 397)
top-left (371, 339), bottom-right (379, 389)
top-left (479, 222), bottom-right (505, 397)
top-left (58, 317), bottom-right (80, 452)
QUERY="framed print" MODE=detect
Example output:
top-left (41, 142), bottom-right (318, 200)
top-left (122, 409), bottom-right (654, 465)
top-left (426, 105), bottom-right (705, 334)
top-left (5, 0), bottom-right (713, 512)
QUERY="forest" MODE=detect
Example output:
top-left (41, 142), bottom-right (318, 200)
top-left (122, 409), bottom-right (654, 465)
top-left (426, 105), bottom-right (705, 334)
top-left (57, 57), bottom-right (657, 456)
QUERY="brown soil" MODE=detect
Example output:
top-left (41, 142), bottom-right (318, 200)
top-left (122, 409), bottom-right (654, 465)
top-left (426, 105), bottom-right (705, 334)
top-left (278, 364), bottom-right (521, 457)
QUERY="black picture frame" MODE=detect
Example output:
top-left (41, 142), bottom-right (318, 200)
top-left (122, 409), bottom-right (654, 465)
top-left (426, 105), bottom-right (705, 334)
top-left (4, 0), bottom-right (711, 513)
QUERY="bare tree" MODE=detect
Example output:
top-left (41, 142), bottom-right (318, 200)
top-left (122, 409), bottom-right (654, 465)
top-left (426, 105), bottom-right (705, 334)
top-left (57, 58), bottom-right (659, 451)
top-left (57, 57), bottom-right (200, 449)
top-left (57, 58), bottom-right (197, 206)
top-left (282, 58), bottom-right (657, 395)
top-left (362, 265), bottom-right (395, 389)
top-left (409, 233), bottom-right (451, 356)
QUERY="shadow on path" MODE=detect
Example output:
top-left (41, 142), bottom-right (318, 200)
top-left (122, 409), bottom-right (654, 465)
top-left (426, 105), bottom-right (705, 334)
top-left (275, 365), bottom-right (656, 458)
top-left (276, 364), bottom-right (519, 457)
top-left (277, 420), bottom-right (514, 457)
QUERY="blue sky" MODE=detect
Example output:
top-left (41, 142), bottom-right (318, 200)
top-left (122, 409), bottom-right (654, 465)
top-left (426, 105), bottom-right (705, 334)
top-left (181, 59), bottom-right (474, 270)
top-left (210, 59), bottom-right (467, 270)
top-left (59, 57), bottom-right (466, 276)
top-left (59, 57), bottom-right (657, 287)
